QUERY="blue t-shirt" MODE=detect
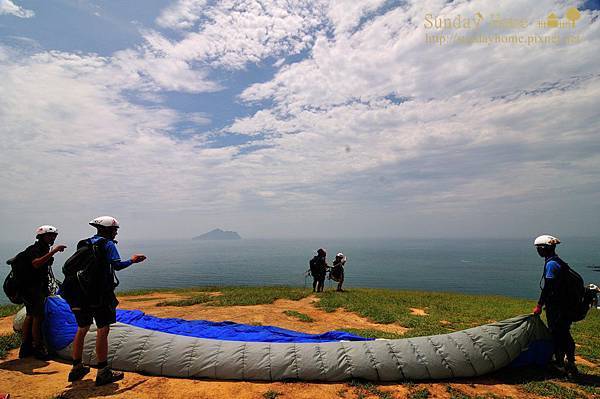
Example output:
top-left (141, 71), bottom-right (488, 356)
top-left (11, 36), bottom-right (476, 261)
top-left (90, 235), bottom-right (132, 270)
top-left (544, 259), bottom-right (561, 279)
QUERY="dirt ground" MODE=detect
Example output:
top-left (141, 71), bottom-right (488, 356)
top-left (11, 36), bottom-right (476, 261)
top-left (0, 292), bottom-right (596, 399)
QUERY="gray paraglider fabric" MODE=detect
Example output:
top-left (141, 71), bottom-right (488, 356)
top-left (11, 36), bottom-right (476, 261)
top-left (42, 314), bottom-right (549, 381)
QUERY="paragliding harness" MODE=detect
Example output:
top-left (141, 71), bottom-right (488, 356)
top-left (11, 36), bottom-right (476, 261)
top-left (540, 256), bottom-right (595, 322)
top-left (329, 263), bottom-right (344, 283)
top-left (62, 238), bottom-right (119, 307)
top-left (3, 255), bottom-right (24, 304)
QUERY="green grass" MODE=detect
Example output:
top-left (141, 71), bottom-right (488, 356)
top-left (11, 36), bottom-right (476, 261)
top-left (316, 289), bottom-right (534, 337)
top-left (408, 387), bottom-right (430, 399)
top-left (262, 390), bottom-right (282, 399)
top-left (571, 309), bottom-right (600, 362)
top-left (348, 380), bottom-right (393, 399)
top-left (283, 310), bottom-right (314, 322)
top-left (0, 303), bottom-right (21, 318)
top-left (340, 328), bottom-right (405, 340)
top-left (157, 293), bottom-right (213, 307)
top-left (522, 380), bottom-right (587, 399)
top-left (126, 297), bottom-right (168, 302)
top-left (153, 286), bottom-right (312, 307)
top-left (0, 333), bottom-right (21, 359)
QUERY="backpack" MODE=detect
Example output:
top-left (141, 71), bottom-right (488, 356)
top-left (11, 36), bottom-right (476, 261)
top-left (62, 238), bottom-right (117, 305)
top-left (330, 264), bottom-right (343, 282)
top-left (3, 256), bottom-right (24, 304)
top-left (309, 256), bottom-right (319, 275)
top-left (550, 257), bottom-right (593, 322)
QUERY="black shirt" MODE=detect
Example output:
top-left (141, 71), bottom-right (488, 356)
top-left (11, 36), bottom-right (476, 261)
top-left (20, 240), bottom-right (53, 291)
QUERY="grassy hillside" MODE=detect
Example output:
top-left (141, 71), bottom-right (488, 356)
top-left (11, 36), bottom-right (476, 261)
top-left (1, 286), bottom-right (598, 399)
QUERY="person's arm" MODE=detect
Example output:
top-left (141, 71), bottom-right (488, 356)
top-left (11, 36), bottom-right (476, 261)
top-left (32, 245), bottom-right (66, 269)
top-left (104, 241), bottom-right (146, 270)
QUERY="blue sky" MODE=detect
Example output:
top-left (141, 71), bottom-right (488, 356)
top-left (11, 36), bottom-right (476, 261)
top-left (1, 0), bottom-right (599, 241)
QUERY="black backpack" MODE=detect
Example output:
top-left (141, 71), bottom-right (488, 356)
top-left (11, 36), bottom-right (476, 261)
top-left (3, 256), bottom-right (24, 304)
top-left (309, 256), bottom-right (319, 275)
top-left (62, 238), bottom-right (117, 303)
top-left (551, 257), bottom-right (593, 322)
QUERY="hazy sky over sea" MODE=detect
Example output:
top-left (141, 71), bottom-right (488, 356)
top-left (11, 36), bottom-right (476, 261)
top-left (1, 0), bottom-right (599, 241)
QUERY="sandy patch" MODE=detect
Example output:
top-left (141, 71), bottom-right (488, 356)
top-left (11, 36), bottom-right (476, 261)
top-left (0, 316), bottom-right (14, 336)
top-left (409, 307), bottom-right (428, 316)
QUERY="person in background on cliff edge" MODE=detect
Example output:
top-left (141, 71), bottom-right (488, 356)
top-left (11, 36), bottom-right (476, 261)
top-left (532, 234), bottom-right (578, 378)
top-left (309, 249), bottom-right (328, 292)
top-left (330, 253), bottom-right (346, 292)
top-left (65, 216), bottom-right (146, 386)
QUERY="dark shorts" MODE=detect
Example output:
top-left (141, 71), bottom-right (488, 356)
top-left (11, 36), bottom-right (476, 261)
top-left (72, 306), bottom-right (116, 329)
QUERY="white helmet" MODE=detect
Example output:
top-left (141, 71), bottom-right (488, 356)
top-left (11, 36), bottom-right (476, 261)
top-left (35, 225), bottom-right (57, 236)
top-left (534, 235), bottom-right (560, 246)
top-left (89, 216), bottom-right (119, 228)
top-left (336, 252), bottom-right (345, 258)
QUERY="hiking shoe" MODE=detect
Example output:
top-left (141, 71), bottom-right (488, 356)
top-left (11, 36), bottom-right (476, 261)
top-left (68, 364), bottom-right (90, 382)
top-left (33, 345), bottom-right (51, 361)
top-left (18, 342), bottom-right (32, 359)
top-left (548, 360), bottom-right (566, 374)
top-left (95, 367), bottom-right (124, 386)
top-left (565, 361), bottom-right (579, 379)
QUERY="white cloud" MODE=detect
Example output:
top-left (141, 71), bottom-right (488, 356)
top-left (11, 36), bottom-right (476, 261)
top-left (149, 0), bottom-right (329, 69)
top-left (1, 0), bottom-right (600, 240)
top-left (156, 0), bottom-right (208, 30)
top-left (0, 0), bottom-right (34, 18)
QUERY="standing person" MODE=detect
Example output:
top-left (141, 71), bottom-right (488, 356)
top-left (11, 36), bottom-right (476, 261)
top-left (18, 225), bottom-right (66, 359)
top-left (65, 216), bottom-right (146, 385)
top-left (532, 234), bottom-right (578, 378)
top-left (331, 253), bottom-right (347, 292)
top-left (309, 248), bottom-right (328, 293)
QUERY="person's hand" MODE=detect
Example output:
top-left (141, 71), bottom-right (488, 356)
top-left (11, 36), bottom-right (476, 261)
top-left (52, 245), bottom-right (67, 253)
top-left (131, 254), bottom-right (146, 263)
top-left (532, 304), bottom-right (542, 315)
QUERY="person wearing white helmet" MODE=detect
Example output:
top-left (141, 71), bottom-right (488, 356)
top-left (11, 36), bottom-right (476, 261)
top-left (16, 225), bottom-right (67, 359)
top-left (66, 216), bottom-right (146, 386)
top-left (330, 253), bottom-right (347, 292)
top-left (532, 234), bottom-right (578, 378)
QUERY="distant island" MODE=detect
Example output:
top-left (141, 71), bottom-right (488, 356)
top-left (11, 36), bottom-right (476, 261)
top-left (193, 228), bottom-right (242, 240)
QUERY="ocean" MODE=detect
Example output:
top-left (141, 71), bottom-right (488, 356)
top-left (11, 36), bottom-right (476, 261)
top-left (1, 237), bottom-right (599, 304)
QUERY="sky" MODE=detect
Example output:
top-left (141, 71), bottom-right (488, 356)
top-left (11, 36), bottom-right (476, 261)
top-left (1, 0), bottom-right (599, 241)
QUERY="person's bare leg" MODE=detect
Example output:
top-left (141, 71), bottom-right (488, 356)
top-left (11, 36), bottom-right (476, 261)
top-left (96, 326), bottom-right (110, 363)
top-left (19, 315), bottom-right (33, 358)
top-left (21, 315), bottom-right (32, 345)
top-left (31, 315), bottom-right (43, 348)
top-left (94, 325), bottom-right (124, 386)
top-left (72, 326), bottom-right (90, 362)
top-left (68, 325), bottom-right (91, 382)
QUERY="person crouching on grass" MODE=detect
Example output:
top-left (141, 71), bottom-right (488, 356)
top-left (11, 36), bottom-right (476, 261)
top-left (65, 216), bottom-right (146, 386)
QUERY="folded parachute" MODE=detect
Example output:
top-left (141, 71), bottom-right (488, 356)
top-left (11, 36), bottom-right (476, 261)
top-left (13, 296), bottom-right (553, 381)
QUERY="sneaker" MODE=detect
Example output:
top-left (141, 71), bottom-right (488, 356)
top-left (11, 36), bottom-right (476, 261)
top-left (68, 364), bottom-right (90, 382)
top-left (32, 345), bottom-right (51, 361)
top-left (95, 367), bottom-right (124, 386)
top-left (548, 360), bottom-right (566, 374)
top-left (565, 361), bottom-right (579, 379)
top-left (18, 342), bottom-right (32, 359)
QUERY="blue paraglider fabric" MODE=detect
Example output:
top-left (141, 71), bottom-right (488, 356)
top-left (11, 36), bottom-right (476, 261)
top-left (43, 296), bottom-right (371, 351)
